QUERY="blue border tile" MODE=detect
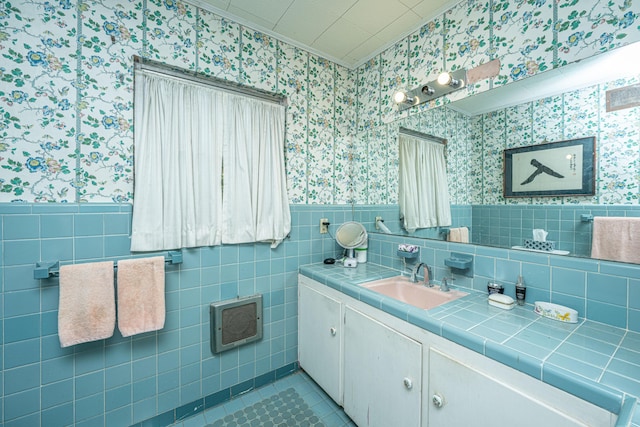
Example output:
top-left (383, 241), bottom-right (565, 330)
top-left (138, 364), bottom-right (299, 427)
top-left (542, 364), bottom-right (622, 414)
top-left (484, 340), bottom-right (542, 380)
top-left (442, 323), bottom-right (485, 353)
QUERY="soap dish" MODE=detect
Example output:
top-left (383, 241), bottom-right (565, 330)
top-left (444, 256), bottom-right (472, 270)
top-left (534, 301), bottom-right (578, 323)
top-left (396, 247), bottom-right (420, 259)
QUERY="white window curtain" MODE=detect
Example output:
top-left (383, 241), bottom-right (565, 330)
top-left (222, 96), bottom-right (290, 247)
top-left (131, 70), bottom-right (290, 251)
top-left (398, 133), bottom-right (451, 233)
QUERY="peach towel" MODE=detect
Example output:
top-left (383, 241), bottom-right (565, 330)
top-left (591, 217), bottom-right (640, 264)
top-left (58, 261), bottom-right (115, 347)
top-left (117, 256), bottom-right (165, 337)
top-left (448, 227), bottom-right (469, 243)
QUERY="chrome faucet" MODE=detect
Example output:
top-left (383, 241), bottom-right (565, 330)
top-left (440, 277), bottom-right (450, 292)
top-left (410, 263), bottom-right (432, 286)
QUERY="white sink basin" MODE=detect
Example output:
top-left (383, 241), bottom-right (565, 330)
top-left (361, 275), bottom-right (468, 310)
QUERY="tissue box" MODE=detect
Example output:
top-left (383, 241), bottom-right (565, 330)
top-left (524, 239), bottom-right (555, 252)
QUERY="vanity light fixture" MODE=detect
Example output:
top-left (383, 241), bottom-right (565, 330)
top-left (393, 69), bottom-right (467, 111)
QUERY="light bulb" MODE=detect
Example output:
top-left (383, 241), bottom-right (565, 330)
top-left (421, 85), bottom-right (435, 96)
top-left (393, 90), bottom-right (415, 104)
top-left (437, 71), bottom-right (461, 87)
top-left (393, 90), bottom-right (408, 103)
top-left (437, 72), bottom-right (452, 85)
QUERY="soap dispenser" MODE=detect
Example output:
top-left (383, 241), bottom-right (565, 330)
top-left (515, 275), bottom-right (526, 306)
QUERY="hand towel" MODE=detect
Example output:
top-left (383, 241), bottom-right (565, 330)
top-left (117, 256), bottom-right (165, 337)
top-left (58, 261), bottom-right (115, 347)
top-left (591, 217), bottom-right (640, 264)
top-left (448, 227), bottom-right (469, 243)
top-left (459, 226), bottom-right (469, 243)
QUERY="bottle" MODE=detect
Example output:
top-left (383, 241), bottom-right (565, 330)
top-left (515, 275), bottom-right (526, 306)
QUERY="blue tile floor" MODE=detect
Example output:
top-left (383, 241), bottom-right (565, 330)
top-left (171, 371), bottom-right (356, 427)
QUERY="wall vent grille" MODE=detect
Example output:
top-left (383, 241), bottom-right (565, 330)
top-left (210, 294), bottom-right (263, 354)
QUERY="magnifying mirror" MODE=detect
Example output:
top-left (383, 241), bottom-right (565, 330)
top-left (336, 221), bottom-right (368, 266)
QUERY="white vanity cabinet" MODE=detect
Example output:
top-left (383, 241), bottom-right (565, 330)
top-left (343, 306), bottom-right (422, 427)
top-left (298, 275), bottom-right (616, 427)
top-left (427, 347), bottom-right (613, 427)
top-left (298, 280), bottom-right (343, 404)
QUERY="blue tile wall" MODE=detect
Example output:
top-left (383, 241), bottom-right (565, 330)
top-left (2, 201), bottom-right (639, 426)
top-left (473, 205), bottom-right (640, 257)
top-left (353, 204), bottom-right (472, 240)
top-left (0, 203), bottom-right (341, 426)
top-left (356, 204), bottom-right (637, 259)
top-left (365, 228), bottom-right (640, 332)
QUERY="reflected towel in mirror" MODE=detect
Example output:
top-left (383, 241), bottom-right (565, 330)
top-left (591, 217), bottom-right (640, 264)
top-left (447, 227), bottom-right (469, 243)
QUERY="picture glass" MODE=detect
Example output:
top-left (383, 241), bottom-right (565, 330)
top-left (504, 137), bottom-right (595, 197)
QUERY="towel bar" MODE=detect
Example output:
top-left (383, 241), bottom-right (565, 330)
top-left (34, 250), bottom-right (184, 279)
top-left (34, 260), bottom-right (60, 279)
top-left (580, 214), bottom-right (594, 223)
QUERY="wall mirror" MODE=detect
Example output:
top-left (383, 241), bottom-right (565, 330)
top-left (365, 41), bottom-right (640, 264)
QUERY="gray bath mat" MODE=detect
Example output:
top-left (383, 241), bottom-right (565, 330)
top-left (206, 387), bottom-right (325, 427)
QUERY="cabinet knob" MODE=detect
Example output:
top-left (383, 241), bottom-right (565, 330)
top-left (330, 327), bottom-right (337, 336)
top-left (432, 393), bottom-right (444, 408)
top-left (403, 378), bottom-right (413, 390)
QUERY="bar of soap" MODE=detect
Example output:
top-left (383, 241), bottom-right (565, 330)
top-left (488, 293), bottom-right (515, 310)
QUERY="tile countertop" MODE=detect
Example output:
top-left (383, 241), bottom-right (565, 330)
top-left (299, 262), bottom-right (640, 426)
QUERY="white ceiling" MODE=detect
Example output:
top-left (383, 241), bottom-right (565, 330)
top-left (195, 0), bottom-right (458, 68)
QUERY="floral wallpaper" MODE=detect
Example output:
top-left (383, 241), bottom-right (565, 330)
top-left (473, 76), bottom-right (640, 206)
top-left (0, 0), bottom-right (354, 204)
top-left (0, 0), bottom-right (638, 205)
top-left (353, 0), bottom-right (639, 206)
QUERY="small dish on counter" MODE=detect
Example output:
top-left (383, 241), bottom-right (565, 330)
top-left (534, 301), bottom-right (578, 323)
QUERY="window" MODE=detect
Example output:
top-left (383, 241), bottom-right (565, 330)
top-left (131, 60), bottom-right (290, 251)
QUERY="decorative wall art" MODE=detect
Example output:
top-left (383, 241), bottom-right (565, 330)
top-left (503, 137), bottom-right (596, 197)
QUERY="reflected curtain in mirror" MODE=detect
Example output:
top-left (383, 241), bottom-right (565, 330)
top-left (398, 131), bottom-right (451, 233)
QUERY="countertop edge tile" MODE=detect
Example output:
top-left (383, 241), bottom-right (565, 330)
top-left (543, 363), bottom-right (623, 414)
top-left (407, 310), bottom-right (443, 335)
top-left (484, 340), bottom-right (543, 380)
top-left (442, 323), bottom-right (485, 354)
top-left (617, 396), bottom-right (638, 427)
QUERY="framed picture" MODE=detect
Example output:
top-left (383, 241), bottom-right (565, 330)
top-left (503, 137), bottom-right (596, 198)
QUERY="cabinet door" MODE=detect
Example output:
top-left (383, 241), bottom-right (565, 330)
top-left (298, 283), bottom-right (343, 404)
top-left (343, 307), bottom-right (422, 427)
top-left (428, 348), bottom-right (592, 427)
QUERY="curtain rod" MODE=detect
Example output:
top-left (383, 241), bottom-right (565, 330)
top-left (399, 127), bottom-right (447, 145)
top-left (133, 55), bottom-right (287, 106)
